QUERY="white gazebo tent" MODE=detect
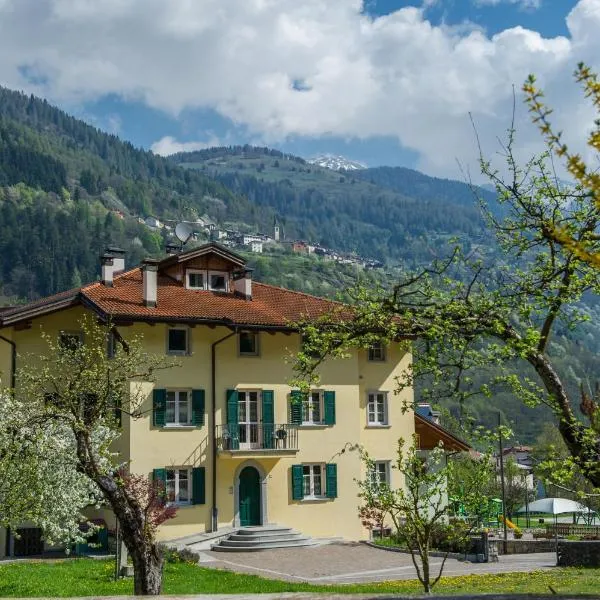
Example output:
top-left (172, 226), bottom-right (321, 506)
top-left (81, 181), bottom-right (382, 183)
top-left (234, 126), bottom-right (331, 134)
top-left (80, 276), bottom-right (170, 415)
top-left (516, 497), bottom-right (592, 518)
top-left (516, 498), bottom-right (595, 563)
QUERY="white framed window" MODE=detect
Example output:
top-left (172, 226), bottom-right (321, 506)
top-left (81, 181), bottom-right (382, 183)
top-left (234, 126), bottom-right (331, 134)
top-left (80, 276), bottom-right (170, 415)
top-left (239, 331), bottom-right (259, 356)
top-left (186, 269), bottom-right (205, 290)
top-left (59, 330), bottom-right (83, 351)
top-left (302, 464), bottom-right (324, 498)
top-left (167, 327), bottom-right (189, 355)
top-left (370, 461), bottom-right (390, 488)
top-left (367, 391), bottom-right (388, 426)
top-left (165, 390), bottom-right (191, 426)
top-left (368, 342), bottom-right (386, 362)
top-left (208, 271), bottom-right (228, 292)
top-left (166, 468), bottom-right (191, 505)
top-left (302, 391), bottom-right (324, 425)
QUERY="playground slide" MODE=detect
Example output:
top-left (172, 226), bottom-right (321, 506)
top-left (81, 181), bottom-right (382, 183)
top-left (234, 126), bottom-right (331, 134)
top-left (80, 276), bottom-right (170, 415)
top-left (499, 515), bottom-right (518, 530)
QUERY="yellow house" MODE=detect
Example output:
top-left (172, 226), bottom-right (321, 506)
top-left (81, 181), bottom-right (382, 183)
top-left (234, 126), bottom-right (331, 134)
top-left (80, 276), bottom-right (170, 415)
top-left (0, 243), bottom-right (417, 554)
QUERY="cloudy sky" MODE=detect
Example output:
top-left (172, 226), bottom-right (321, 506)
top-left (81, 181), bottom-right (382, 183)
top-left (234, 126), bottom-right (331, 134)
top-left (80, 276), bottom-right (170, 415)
top-left (0, 0), bottom-right (597, 179)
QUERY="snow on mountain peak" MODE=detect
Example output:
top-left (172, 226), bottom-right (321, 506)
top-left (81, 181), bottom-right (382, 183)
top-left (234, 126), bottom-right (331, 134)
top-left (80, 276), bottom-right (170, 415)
top-left (307, 154), bottom-right (367, 171)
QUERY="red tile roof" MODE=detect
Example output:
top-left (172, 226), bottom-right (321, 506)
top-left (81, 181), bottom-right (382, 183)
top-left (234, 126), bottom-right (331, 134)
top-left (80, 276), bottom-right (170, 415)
top-left (81, 269), bottom-right (341, 328)
top-left (0, 244), bottom-right (343, 329)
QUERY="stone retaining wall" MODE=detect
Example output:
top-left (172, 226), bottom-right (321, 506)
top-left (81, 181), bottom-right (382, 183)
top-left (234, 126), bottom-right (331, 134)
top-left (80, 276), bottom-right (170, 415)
top-left (496, 539), bottom-right (556, 554)
top-left (557, 540), bottom-right (600, 567)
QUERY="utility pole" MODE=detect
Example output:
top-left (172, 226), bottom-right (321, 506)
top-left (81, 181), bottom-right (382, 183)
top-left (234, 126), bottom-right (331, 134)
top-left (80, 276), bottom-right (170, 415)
top-left (498, 413), bottom-right (508, 554)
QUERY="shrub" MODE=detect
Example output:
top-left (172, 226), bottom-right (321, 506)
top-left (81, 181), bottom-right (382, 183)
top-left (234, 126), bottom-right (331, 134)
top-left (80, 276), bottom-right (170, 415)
top-left (161, 546), bottom-right (198, 564)
top-left (513, 527), bottom-right (523, 539)
top-left (396, 521), bottom-right (472, 554)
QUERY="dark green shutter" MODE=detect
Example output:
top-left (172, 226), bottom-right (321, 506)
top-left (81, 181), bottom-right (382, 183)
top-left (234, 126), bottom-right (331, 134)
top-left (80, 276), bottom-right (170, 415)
top-left (326, 463), bottom-right (337, 498)
top-left (153, 468), bottom-right (167, 499)
top-left (291, 464), bottom-right (304, 500)
top-left (324, 391), bottom-right (336, 425)
top-left (153, 389), bottom-right (166, 427)
top-left (290, 390), bottom-right (303, 425)
top-left (262, 390), bottom-right (274, 449)
top-left (226, 389), bottom-right (239, 450)
top-left (192, 467), bottom-right (205, 505)
top-left (191, 389), bottom-right (205, 426)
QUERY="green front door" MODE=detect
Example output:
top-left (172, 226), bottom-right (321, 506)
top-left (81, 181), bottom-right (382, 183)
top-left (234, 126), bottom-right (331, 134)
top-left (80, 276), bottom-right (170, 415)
top-left (239, 466), bottom-right (261, 526)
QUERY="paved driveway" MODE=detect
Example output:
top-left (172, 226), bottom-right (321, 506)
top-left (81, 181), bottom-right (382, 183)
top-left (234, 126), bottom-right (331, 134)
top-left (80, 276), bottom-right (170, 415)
top-left (197, 542), bottom-right (557, 584)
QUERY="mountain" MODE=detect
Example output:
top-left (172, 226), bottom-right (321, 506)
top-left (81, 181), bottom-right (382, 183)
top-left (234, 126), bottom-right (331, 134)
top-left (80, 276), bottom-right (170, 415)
top-left (173, 146), bottom-right (493, 266)
top-left (0, 88), bottom-right (597, 444)
top-left (307, 154), bottom-right (367, 171)
top-left (0, 88), bottom-right (278, 299)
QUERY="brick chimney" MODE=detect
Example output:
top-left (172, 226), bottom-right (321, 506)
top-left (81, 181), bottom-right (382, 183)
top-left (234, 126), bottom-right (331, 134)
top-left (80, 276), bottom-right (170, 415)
top-left (100, 254), bottom-right (115, 287)
top-left (233, 269), bottom-right (253, 300)
top-left (106, 247), bottom-right (126, 273)
top-left (142, 259), bottom-right (159, 307)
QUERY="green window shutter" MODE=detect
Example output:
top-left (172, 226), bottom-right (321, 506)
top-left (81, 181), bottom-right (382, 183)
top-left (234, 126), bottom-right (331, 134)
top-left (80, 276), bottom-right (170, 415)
top-left (262, 390), bottom-right (274, 449)
top-left (290, 390), bottom-right (303, 425)
top-left (291, 464), bottom-right (304, 500)
top-left (153, 389), bottom-right (166, 427)
top-left (326, 463), bottom-right (337, 498)
top-left (153, 468), bottom-right (167, 501)
top-left (226, 389), bottom-right (239, 450)
top-left (192, 467), bottom-right (206, 505)
top-left (191, 389), bottom-right (205, 426)
top-left (324, 391), bottom-right (336, 425)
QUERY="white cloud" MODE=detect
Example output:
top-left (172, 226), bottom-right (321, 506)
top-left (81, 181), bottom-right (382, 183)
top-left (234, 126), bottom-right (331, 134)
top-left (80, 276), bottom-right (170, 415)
top-left (0, 0), bottom-right (598, 179)
top-left (473, 0), bottom-right (542, 9)
top-left (151, 135), bottom-right (225, 156)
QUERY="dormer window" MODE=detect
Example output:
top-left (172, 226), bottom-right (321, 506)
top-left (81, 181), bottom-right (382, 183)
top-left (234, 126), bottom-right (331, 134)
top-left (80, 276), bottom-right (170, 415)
top-left (209, 271), bottom-right (228, 292)
top-left (187, 270), bottom-right (205, 290)
top-left (185, 269), bottom-right (228, 292)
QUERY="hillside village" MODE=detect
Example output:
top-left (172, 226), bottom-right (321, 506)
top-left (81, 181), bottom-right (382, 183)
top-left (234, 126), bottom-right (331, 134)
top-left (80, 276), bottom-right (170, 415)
top-left (140, 214), bottom-right (385, 269)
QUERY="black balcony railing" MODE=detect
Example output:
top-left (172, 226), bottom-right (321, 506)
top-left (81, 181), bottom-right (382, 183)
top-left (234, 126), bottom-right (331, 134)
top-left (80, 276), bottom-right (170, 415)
top-left (216, 423), bottom-right (299, 452)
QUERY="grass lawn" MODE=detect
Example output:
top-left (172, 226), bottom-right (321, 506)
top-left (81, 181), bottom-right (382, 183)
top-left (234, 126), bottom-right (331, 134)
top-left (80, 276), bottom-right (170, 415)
top-left (0, 558), bottom-right (599, 597)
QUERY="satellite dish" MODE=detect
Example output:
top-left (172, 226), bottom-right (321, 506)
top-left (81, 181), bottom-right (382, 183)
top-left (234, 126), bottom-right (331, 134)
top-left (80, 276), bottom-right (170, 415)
top-left (175, 222), bottom-right (194, 244)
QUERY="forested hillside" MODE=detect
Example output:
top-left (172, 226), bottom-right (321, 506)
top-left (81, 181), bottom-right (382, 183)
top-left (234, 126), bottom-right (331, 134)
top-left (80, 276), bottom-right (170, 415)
top-left (174, 146), bottom-right (491, 265)
top-left (0, 88), bottom-right (278, 299)
top-left (1, 86), bottom-right (599, 443)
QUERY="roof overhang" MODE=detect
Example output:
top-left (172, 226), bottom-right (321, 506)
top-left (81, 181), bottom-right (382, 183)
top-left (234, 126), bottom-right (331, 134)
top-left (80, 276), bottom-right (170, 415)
top-left (414, 413), bottom-right (471, 452)
top-left (0, 292), bottom-right (82, 327)
top-left (158, 242), bottom-right (246, 268)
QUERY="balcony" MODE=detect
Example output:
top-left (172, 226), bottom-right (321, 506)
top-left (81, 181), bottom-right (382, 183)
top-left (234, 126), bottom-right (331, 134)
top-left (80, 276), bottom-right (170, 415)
top-left (216, 424), bottom-right (299, 456)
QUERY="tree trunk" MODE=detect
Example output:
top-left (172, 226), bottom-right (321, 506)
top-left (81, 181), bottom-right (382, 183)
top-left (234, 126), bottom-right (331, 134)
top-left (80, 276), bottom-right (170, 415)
top-left (421, 549), bottom-right (431, 593)
top-left (74, 433), bottom-right (165, 595)
top-left (129, 542), bottom-right (164, 596)
top-left (500, 325), bottom-right (600, 488)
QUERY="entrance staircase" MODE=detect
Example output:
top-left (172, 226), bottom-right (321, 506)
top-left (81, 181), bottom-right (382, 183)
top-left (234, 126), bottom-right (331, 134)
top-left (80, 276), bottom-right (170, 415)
top-left (210, 525), bottom-right (317, 552)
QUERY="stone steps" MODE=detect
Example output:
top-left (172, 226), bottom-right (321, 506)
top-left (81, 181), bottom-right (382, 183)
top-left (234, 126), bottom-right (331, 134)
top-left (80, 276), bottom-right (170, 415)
top-left (211, 525), bottom-right (317, 552)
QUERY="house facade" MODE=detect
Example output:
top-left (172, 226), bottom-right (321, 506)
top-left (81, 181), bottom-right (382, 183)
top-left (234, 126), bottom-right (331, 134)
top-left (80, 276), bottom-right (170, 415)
top-left (0, 243), bottom-right (415, 553)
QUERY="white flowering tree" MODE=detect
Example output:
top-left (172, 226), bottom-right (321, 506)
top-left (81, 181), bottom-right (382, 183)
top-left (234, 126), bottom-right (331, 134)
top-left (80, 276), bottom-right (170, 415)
top-left (0, 390), bottom-right (107, 545)
top-left (9, 316), bottom-right (176, 595)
